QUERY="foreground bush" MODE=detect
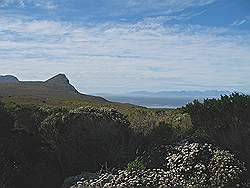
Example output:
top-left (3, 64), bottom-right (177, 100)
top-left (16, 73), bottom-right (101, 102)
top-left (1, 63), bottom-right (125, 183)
top-left (184, 93), bottom-right (250, 170)
top-left (72, 141), bottom-right (247, 187)
top-left (0, 104), bottom-right (137, 188)
top-left (164, 141), bottom-right (247, 186)
top-left (209, 150), bottom-right (247, 186)
top-left (0, 105), bottom-right (62, 188)
top-left (41, 106), bottom-right (134, 176)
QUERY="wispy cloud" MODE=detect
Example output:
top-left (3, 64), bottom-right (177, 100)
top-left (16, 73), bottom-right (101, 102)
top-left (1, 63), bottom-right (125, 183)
top-left (0, 12), bottom-right (250, 93)
top-left (0, 0), bottom-right (218, 24)
top-left (127, 0), bottom-right (216, 11)
top-left (0, 0), bottom-right (57, 9)
top-left (232, 17), bottom-right (250, 26)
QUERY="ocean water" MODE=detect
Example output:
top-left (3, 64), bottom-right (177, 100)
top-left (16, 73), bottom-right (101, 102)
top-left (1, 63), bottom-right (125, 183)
top-left (104, 96), bottom-right (198, 108)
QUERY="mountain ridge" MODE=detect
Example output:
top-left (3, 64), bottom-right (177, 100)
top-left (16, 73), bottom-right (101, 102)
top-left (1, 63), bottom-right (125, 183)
top-left (0, 74), bottom-right (107, 102)
top-left (0, 75), bottom-right (19, 83)
top-left (44, 73), bottom-right (78, 92)
top-left (96, 90), bottom-right (233, 98)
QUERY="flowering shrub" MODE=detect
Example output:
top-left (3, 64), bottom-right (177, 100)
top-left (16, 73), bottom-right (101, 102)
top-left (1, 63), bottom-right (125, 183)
top-left (73, 141), bottom-right (247, 187)
top-left (209, 150), bottom-right (247, 186)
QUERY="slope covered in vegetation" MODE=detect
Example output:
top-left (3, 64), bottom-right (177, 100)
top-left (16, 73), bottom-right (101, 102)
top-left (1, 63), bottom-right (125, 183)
top-left (0, 93), bottom-right (250, 188)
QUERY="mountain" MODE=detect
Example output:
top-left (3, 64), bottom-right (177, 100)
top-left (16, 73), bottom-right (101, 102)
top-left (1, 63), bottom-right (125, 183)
top-left (0, 74), bottom-right (107, 102)
top-left (95, 90), bottom-right (234, 108)
top-left (0, 75), bottom-right (19, 83)
top-left (45, 74), bottom-right (78, 92)
top-left (128, 90), bottom-right (232, 98)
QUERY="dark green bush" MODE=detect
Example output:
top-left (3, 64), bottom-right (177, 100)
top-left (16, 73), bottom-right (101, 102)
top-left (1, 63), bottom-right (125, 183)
top-left (184, 93), bottom-right (250, 171)
top-left (40, 107), bottom-right (135, 176)
top-left (0, 104), bottom-right (138, 188)
top-left (0, 105), bottom-right (62, 188)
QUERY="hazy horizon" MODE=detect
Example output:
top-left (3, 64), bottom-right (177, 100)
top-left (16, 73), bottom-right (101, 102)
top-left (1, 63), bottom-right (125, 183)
top-left (0, 73), bottom-right (249, 96)
top-left (0, 0), bottom-right (250, 94)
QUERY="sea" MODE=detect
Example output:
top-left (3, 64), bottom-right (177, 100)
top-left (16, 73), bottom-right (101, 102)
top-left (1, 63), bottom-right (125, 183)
top-left (103, 95), bottom-right (200, 109)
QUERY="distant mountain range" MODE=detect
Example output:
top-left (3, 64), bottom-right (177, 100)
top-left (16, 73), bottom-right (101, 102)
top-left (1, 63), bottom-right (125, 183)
top-left (0, 74), bottom-right (107, 102)
top-left (97, 90), bottom-right (232, 98)
top-left (96, 90), bottom-right (235, 108)
top-left (127, 90), bottom-right (232, 98)
top-left (0, 74), bottom-right (239, 108)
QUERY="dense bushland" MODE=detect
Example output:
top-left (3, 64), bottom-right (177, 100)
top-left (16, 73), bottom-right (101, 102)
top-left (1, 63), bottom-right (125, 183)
top-left (184, 93), bottom-right (250, 170)
top-left (41, 107), bottom-right (134, 175)
top-left (0, 93), bottom-right (249, 188)
top-left (0, 103), bottom-right (138, 188)
top-left (0, 104), bottom-right (62, 188)
top-left (73, 141), bottom-right (247, 187)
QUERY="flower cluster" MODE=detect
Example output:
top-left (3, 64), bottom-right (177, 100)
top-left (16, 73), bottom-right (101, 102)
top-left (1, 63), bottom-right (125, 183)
top-left (72, 141), bottom-right (247, 187)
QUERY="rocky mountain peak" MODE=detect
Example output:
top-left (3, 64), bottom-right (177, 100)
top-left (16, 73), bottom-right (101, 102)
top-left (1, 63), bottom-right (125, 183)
top-left (45, 73), bottom-right (77, 92)
top-left (45, 74), bottom-right (70, 85)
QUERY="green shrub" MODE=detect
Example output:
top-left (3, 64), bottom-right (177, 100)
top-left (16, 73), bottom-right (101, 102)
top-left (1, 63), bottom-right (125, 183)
top-left (127, 159), bottom-right (146, 172)
top-left (41, 107), bottom-right (134, 175)
top-left (184, 93), bottom-right (250, 170)
top-left (209, 149), bottom-right (247, 186)
top-left (153, 141), bottom-right (246, 186)
top-left (73, 141), bottom-right (247, 187)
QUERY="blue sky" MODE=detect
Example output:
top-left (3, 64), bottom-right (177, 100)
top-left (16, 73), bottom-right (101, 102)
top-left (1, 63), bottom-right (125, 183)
top-left (0, 0), bottom-right (250, 94)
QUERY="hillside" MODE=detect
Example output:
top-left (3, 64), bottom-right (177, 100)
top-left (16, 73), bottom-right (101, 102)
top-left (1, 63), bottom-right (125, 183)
top-left (0, 74), bottom-right (107, 102)
top-left (0, 93), bottom-right (249, 188)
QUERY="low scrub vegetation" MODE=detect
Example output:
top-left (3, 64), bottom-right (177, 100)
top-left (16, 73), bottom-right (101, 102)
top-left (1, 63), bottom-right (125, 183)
top-left (0, 93), bottom-right (250, 188)
top-left (72, 141), bottom-right (247, 187)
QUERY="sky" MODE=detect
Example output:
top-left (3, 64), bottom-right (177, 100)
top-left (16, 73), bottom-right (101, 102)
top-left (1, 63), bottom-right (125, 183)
top-left (0, 0), bottom-right (250, 94)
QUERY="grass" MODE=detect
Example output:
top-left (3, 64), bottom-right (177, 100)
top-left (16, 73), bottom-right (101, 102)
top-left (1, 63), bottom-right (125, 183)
top-left (1, 96), bottom-right (174, 133)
